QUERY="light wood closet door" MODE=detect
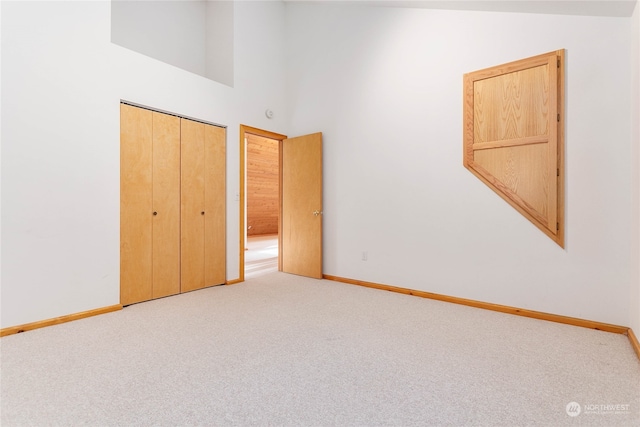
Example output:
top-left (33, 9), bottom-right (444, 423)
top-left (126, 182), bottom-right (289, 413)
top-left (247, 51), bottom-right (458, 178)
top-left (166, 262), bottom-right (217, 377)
top-left (122, 105), bottom-right (226, 303)
top-left (121, 106), bottom-right (181, 305)
top-left (181, 119), bottom-right (206, 292)
top-left (151, 112), bottom-right (181, 299)
top-left (181, 119), bottom-right (226, 292)
top-left (204, 124), bottom-right (226, 287)
top-left (121, 104), bottom-right (153, 305)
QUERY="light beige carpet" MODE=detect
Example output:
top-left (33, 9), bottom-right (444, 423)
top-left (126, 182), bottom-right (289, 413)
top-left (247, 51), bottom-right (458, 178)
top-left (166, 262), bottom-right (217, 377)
top-left (1, 272), bottom-right (639, 426)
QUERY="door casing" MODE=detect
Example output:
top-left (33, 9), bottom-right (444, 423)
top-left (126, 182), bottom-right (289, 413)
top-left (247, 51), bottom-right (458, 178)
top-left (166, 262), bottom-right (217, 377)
top-left (238, 126), bottom-right (323, 282)
top-left (238, 125), bottom-right (287, 283)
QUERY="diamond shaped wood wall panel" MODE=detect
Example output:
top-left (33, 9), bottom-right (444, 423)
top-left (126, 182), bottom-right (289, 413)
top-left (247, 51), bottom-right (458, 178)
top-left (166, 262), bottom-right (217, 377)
top-left (464, 50), bottom-right (565, 247)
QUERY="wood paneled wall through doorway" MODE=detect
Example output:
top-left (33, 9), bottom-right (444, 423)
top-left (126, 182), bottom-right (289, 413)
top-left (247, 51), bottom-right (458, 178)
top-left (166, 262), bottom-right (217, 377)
top-left (247, 133), bottom-right (279, 236)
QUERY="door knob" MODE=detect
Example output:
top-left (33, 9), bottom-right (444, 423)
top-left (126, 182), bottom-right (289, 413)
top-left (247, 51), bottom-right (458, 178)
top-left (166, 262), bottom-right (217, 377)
top-left (201, 211), bottom-right (205, 215)
top-left (313, 210), bottom-right (323, 216)
top-left (153, 211), bottom-right (158, 216)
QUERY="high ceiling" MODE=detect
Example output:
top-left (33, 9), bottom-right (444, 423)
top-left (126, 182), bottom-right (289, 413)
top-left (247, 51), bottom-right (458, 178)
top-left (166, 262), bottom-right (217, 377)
top-left (283, 0), bottom-right (638, 17)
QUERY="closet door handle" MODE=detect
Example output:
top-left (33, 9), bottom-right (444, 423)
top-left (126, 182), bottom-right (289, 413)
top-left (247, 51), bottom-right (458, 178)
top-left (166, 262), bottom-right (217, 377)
top-left (201, 211), bottom-right (205, 215)
top-left (153, 211), bottom-right (158, 216)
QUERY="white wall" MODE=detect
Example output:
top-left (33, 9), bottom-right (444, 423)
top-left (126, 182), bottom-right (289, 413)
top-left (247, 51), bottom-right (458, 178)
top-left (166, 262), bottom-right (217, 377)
top-left (1, 0), bottom-right (637, 331)
top-left (111, 0), bottom-right (207, 77)
top-left (205, 0), bottom-right (234, 86)
top-left (631, 1), bottom-right (640, 335)
top-left (0, 1), bottom-right (3, 324)
top-left (112, 1), bottom-right (235, 87)
top-left (285, 3), bottom-right (633, 326)
top-left (0, 0), bottom-right (286, 328)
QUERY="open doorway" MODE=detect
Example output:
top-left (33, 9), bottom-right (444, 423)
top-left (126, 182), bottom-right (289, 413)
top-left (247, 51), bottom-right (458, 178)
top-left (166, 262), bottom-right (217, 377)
top-left (245, 133), bottom-right (279, 278)
top-left (240, 126), bottom-right (287, 281)
top-left (239, 126), bottom-right (323, 282)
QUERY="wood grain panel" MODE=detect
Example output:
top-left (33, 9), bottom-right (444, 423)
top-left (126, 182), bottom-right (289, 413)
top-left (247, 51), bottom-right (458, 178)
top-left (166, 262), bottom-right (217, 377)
top-left (555, 50), bottom-right (565, 245)
top-left (181, 118), bottom-right (205, 292)
top-left (120, 104), bottom-right (153, 305)
top-left (204, 123), bottom-right (226, 287)
top-left (474, 144), bottom-right (550, 219)
top-left (473, 63), bottom-right (549, 143)
top-left (473, 134), bottom-right (548, 151)
top-left (152, 111), bottom-right (181, 299)
top-left (282, 133), bottom-right (323, 278)
top-left (464, 50), bottom-right (564, 246)
top-left (545, 55), bottom-right (559, 232)
top-left (247, 133), bottom-right (279, 236)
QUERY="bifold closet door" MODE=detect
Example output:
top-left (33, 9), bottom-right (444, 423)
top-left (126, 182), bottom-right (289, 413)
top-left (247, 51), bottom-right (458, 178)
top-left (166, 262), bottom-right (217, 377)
top-left (180, 118), bottom-right (226, 293)
top-left (121, 104), bottom-right (153, 305)
top-left (120, 104), bottom-right (180, 305)
top-left (151, 112), bottom-right (181, 299)
top-left (203, 123), bottom-right (226, 287)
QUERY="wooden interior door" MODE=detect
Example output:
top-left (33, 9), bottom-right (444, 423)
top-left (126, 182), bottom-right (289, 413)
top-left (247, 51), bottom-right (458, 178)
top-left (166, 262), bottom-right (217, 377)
top-left (204, 123), bottom-right (226, 287)
top-left (181, 118), bottom-right (206, 292)
top-left (151, 111), bottom-right (181, 299)
top-left (463, 50), bottom-right (564, 246)
top-left (281, 132), bottom-right (323, 278)
top-left (120, 104), bottom-right (153, 305)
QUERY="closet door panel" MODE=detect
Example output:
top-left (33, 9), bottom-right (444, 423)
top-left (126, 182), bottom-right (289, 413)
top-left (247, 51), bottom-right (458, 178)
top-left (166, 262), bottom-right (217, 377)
top-left (204, 124), bottom-right (226, 286)
top-left (181, 119), bottom-right (206, 292)
top-left (120, 104), bottom-right (153, 305)
top-left (152, 112), bottom-right (181, 299)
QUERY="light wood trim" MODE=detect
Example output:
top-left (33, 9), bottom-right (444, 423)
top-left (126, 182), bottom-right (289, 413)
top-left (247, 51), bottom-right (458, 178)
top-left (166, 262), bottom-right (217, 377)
top-left (0, 305), bottom-right (122, 337)
top-left (465, 51), bottom-right (555, 82)
top-left (473, 135), bottom-right (548, 151)
top-left (546, 55), bottom-right (559, 233)
top-left (241, 125), bottom-right (288, 141)
top-left (278, 139), bottom-right (284, 273)
top-left (323, 275), bottom-right (629, 335)
top-left (628, 328), bottom-right (640, 360)
top-left (556, 49), bottom-right (566, 246)
top-left (239, 125), bottom-right (287, 283)
top-left (463, 72), bottom-right (475, 168)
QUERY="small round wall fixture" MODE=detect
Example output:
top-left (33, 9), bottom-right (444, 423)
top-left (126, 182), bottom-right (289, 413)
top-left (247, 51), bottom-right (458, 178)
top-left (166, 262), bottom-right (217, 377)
top-left (265, 109), bottom-right (274, 119)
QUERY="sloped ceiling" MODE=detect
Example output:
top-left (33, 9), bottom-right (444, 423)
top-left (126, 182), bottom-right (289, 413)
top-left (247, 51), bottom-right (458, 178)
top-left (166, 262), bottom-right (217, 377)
top-left (284, 0), bottom-right (637, 17)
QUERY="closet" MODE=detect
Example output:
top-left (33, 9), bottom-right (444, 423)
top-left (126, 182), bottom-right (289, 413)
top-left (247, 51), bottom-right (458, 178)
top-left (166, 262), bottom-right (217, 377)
top-left (120, 103), bottom-right (226, 306)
